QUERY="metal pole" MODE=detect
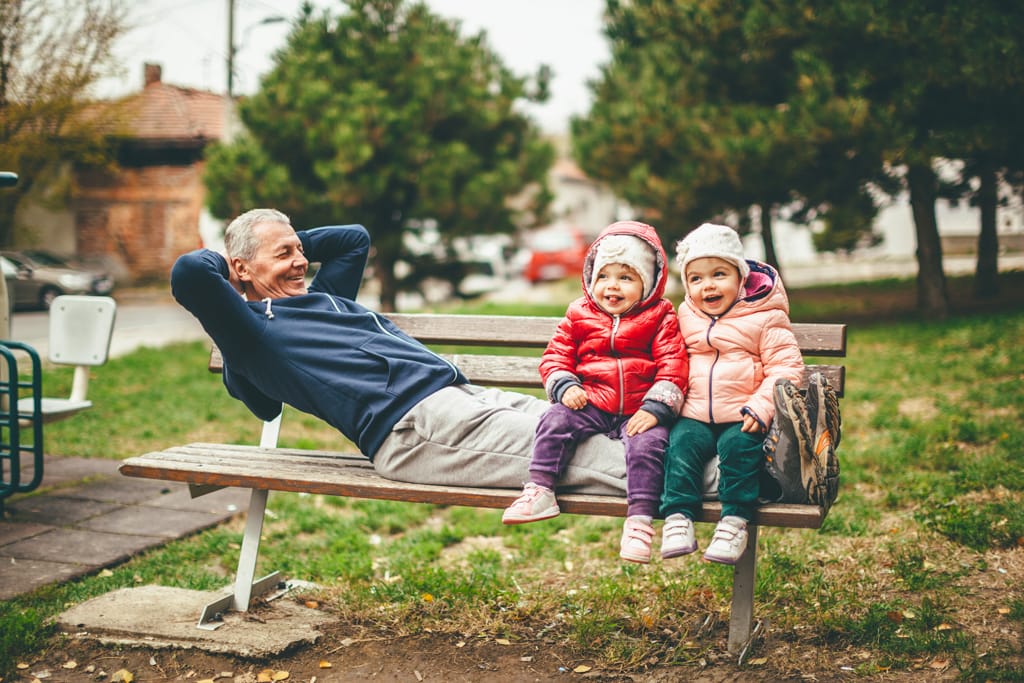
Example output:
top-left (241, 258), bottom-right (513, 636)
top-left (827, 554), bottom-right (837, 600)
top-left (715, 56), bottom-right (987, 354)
top-left (226, 0), bottom-right (235, 98)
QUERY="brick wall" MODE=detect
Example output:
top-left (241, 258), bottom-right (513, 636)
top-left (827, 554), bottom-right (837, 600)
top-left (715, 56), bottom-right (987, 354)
top-left (74, 163), bottom-right (206, 282)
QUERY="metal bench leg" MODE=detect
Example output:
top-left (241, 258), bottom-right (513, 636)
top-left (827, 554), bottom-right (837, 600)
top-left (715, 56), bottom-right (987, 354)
top-left (197, 488), bottom-right (280, 630)
top-left (197, 416), bottom-right (285, 630)
top-left (727, 524), bottom-right (758, 655)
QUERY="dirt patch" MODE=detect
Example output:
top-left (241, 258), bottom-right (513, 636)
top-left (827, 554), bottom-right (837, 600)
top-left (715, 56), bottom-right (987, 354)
top-left (28, 605), bottom-right (979, 683)
top-left (32, 622), bottom-right (815, 682)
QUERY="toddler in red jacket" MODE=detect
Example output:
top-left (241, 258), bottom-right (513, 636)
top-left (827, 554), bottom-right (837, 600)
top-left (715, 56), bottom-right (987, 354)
top-left (502, 221), bottom-right (689, 564)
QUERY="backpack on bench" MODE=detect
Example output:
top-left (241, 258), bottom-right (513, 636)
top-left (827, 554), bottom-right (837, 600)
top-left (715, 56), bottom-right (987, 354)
top-left (760, 372), bottom-right (841, 511)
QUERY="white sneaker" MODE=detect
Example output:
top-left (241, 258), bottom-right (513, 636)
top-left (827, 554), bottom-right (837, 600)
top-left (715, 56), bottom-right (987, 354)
top-left (661, 514), bottom-right (697, 559)
top-left (502, 483), bottom-right (559, 524)
top-left (703, 516), bottom-right (748, 565)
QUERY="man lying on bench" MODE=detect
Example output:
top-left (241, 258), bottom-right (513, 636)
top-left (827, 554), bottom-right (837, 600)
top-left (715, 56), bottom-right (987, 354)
top-left (171, 208), bottom-right (628, 494)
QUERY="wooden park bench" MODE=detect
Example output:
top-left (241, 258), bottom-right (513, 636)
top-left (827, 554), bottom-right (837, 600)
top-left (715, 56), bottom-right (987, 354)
top-left (119, 313), bottom-right (846, 655)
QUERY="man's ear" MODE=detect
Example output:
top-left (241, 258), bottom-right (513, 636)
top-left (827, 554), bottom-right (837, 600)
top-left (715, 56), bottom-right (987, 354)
top-left (231, 256), bottom-right (252, 282)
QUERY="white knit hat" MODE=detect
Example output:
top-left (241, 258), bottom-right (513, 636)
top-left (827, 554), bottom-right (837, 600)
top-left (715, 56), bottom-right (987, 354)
top-left (675, 223), bottom-right (750, 282)
top-left (589, 234), bottom-right (657, 299)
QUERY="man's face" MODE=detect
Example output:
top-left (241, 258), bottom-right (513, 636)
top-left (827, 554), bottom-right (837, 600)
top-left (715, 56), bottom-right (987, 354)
top-left (234, 221), bottom-right (309, 300)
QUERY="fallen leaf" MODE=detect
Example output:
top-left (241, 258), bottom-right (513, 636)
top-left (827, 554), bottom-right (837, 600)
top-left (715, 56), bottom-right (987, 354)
top-left (414, 671), bottom-right (423, 682)
top-left (257, 671), bottom-right (273, 682)
top-left (272, 671), bottom-right (289, 681)
top-left (318, 661), bottom-right (332, 669)
top-left (112, 670), bottom-right (134, 683)
top-left (929, 657), bottom-right (951, 670)
top-left (495, 638), bottom-right (511, 645)
top-left (16, 665), bottom-right (28, 671)
top-left (936, 623), bottom-right (955, 631)
top-left (340, 637), bottom-right (354, 647)
top-left (456, 641), bottom-right (466, 648)
top-left (84, 666), bottom-right (96, 673)
top-left (304, 600), bottom-right (319, 609)
top-left (747, 657), bottom-right (767, 665)
top-left (421, 593), bottom-right (434, 602)
top-left (998, 607), bottom-right (1011, 615)
top-left (573, 665), bottom-right (592, 673)
top-left (62, 662), bottom-right (77, 670)
top-left (196, 679), bottom-right (216, 683)
top-left (219, 673), bottom-right (233, 679)
top-left (99, 569), bottom-right (114, 577)
top-left (520, 656), bottom-right (534, 662)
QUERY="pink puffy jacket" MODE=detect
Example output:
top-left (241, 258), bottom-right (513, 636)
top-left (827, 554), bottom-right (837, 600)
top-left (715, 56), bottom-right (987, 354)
top-left (540, 221), bottom-right (688, 417)
top-left (678, 261), bottom-right (804, 427)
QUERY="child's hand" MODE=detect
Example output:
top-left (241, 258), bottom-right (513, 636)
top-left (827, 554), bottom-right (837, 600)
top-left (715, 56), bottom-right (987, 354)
top-left (741, 413), bottom-right (763, 433)
top-left (561, 385), bottom-right (588, 410)
top-left (626, 409), bottom-right (657, 436)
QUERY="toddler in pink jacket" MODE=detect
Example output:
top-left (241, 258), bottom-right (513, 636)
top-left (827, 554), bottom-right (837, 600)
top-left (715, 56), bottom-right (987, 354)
top-left (661, 223), bottom-right (803, 565)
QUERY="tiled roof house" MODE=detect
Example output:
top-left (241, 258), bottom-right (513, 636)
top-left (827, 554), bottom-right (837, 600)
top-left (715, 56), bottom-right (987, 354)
top-left (73, 64), bottom-right (229, 282)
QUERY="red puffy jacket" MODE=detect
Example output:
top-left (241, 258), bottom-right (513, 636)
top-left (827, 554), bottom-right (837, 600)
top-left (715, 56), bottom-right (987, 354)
top-left (539, 221), bottom-right (688, 417)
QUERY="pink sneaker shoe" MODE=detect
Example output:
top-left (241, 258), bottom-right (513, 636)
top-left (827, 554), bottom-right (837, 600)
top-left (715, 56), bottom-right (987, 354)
top-left (619, 517), bottom-right (655, 564)
top-left (502, 483), bottom-right (559, 524)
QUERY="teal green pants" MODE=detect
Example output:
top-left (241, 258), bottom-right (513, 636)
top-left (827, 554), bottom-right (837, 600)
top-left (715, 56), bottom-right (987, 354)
top-left (661, 417), bottom-right (764, 521)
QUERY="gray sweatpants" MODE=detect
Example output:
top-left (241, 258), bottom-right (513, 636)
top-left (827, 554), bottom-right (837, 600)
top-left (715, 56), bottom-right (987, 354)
top-left (372, 384), bottom-right (628, 495)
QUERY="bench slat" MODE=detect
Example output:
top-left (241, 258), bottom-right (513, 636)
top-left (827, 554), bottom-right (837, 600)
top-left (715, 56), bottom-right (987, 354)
top-left (119, 444), bottom-right (825, 529)
top-left (389, 314), bottom-right (846, 356)
top-left (208, 318), bottom-right (846, 372)
top-left (447, 354), bottom-right (844, 396)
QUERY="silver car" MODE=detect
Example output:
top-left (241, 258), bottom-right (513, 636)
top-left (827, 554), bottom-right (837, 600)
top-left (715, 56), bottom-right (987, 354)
top-left (1, 250), bottom-right (115, 310)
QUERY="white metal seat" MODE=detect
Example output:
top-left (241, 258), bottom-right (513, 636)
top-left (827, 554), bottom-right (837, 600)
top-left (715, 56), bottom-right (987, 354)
top-left (18, 295), bottom-right (117, 423)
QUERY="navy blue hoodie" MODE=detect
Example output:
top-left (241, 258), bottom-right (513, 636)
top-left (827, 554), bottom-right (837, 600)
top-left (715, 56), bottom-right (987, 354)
top-left (170, 224), bottom-right (467, 458)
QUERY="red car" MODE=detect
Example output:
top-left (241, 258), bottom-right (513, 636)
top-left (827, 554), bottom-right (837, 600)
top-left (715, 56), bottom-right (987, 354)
top-left (522, 226), bottom-right (590, 283)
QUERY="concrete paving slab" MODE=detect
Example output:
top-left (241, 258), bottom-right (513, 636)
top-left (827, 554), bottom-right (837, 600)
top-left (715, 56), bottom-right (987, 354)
top-left (4, 496), bottom-right (122, 526)
top-left (0, 520), bottom-right (51, 545)
top-left (0, 555), bottom-right (89, 600)
top-left (139, 484), bottom-right (251, 513)
top-left (19, 455), bottom-right (121, 488)
top-left (80, 506), bottom-right (227, 538)
top-left (2, 527), bottom-right (165, 565)
top-left (58, 585), bottom-right (335, 657)
top-left (62, 477), bottom-right (175, 505)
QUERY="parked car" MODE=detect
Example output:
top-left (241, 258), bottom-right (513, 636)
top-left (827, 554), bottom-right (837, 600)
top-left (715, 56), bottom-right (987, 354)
top-left (1, 250), bottom-right (115, 310)
top-left (521, 225), bottom-right (590, 283)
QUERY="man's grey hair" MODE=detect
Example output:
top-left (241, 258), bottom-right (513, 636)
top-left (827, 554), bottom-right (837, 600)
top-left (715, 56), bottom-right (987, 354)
top-left (224, 208), bottom-right (292, 261)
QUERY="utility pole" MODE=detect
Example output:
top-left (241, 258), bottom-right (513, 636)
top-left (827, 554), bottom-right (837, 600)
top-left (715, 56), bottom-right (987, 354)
top-left (226, 0), bottom-right (236, 98)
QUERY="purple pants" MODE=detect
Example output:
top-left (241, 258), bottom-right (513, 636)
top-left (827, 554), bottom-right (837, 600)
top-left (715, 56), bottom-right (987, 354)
top-left (530, 403), bottom-right (667, 518)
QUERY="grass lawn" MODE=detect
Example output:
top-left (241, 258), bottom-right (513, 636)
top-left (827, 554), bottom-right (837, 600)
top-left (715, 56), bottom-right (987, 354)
top-left (2, 270), bottom-right (1023, 680)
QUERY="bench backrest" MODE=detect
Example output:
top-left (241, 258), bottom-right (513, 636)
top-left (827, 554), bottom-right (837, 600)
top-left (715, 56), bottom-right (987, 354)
top-left (209, 313), bottom-right (846, 397)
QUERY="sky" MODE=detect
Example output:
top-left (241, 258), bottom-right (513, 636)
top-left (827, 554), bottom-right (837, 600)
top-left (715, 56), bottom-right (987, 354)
top-left (104, 0), bottom-right (610, 135)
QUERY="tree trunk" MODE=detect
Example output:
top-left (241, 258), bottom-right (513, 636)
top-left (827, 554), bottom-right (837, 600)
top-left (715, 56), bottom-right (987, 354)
top-left (905, 163), bottom-right (949, 320)
top-left (759, 203), bottom-right (781, 275)
top-left (375, 250), bottom-right (399, 313)
top-left (974, 162), bottom-right (999, 298)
